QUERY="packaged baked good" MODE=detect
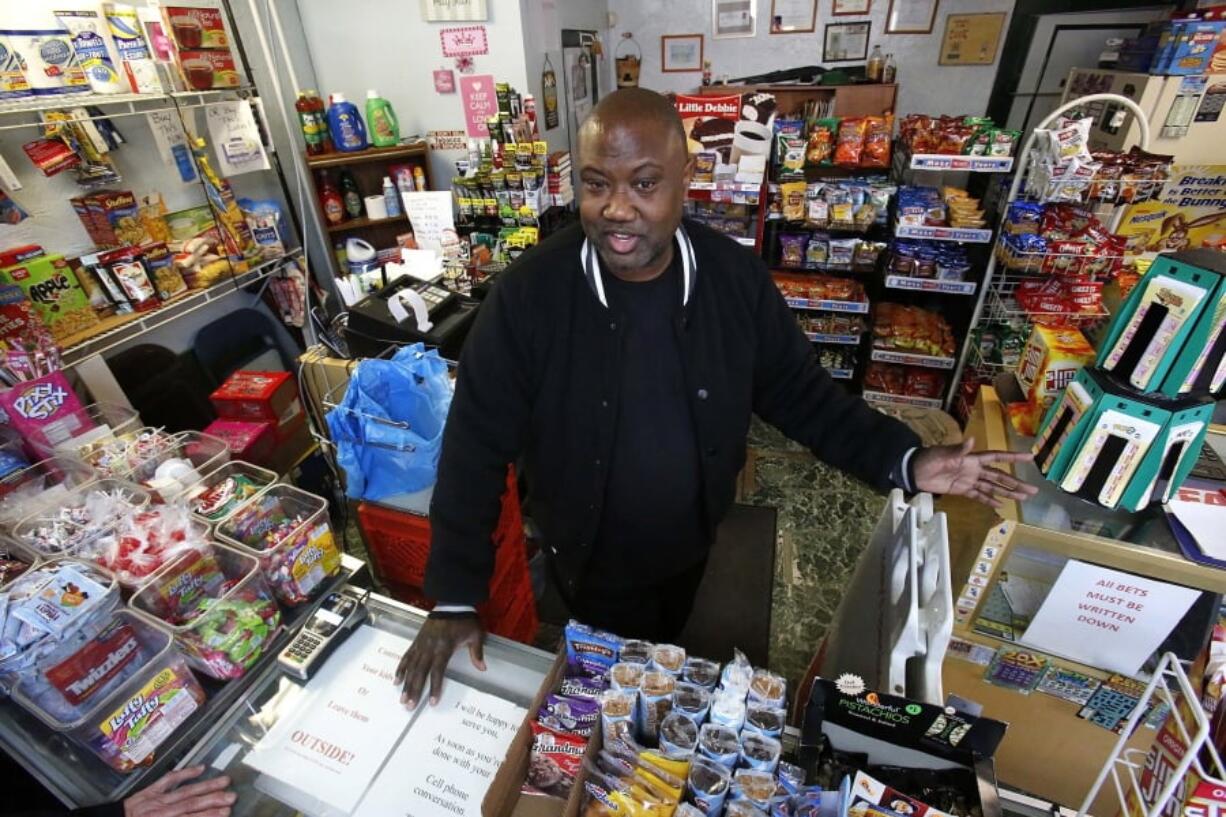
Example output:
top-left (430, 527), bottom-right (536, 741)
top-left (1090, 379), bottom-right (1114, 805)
top-left (682, 657), bottom-right (720, 689)
top-left (600, 689), bottom-right (636, 745)
top-left (743, 703), bottom-right (786, 738)
top-left (620, 639), bottom-right (653, 665)
top-left (539, 693), bottom-right (600, 737)
top-left (565, 619), bottom-right (622, 677)
top-left (708, 688), bottom-right (747, 730)
top-left (658, 711), bottom-right (698, 758)
top-left (779, 234), bottom-right (806, 268)
top-left (697, 723), bottom-right (740, 769)
top-left (526, 721), bottom-right (585, 797)
top-left (693, 152), bottom-right (717, 183)
top-left (731, 768), bottom-right (777, 808)
top-left (637, 670), bottom-right (675, 739)
top-left (651, 643), bottom-right (686, 675)
top-left (672, 681), bottom-right (711, 723)
top-left (739, 732), bottom-right (782, 773)
top-left (688, 755), bottom-right (732, 815)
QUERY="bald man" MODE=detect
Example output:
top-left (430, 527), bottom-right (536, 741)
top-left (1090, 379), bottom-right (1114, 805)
top-left (396, 88), bottom-right (1034, 707)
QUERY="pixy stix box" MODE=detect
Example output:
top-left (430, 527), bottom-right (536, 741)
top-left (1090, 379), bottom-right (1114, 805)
top-left (1097, 251), bottom-right (1219, 394)
top-left (1158, 250), bottom-right (1226, 398)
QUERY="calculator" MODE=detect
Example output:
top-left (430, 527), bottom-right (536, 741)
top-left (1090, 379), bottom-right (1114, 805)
top-left (277, 591), bottom-right (368, 680)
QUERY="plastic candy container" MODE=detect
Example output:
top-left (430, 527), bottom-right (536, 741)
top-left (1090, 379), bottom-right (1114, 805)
top-left (0, 456), bottom-right (97, 529)
top-left (88, 503), bottom-right (210, 590)
top-left (101, 430), bottom-right (230, 502)
top-left (0, 559), bottom-right (121, 693)
top-left (23, 402), bottom-right (142, 460)
top-left (131, 543), bottom-right (281, 680)
top-left (176, 460), bottom-right (277, 525)
top-left (14, 480), bottom-right (152, 558)
top-left (84, 428), bottom-right (181, 479)
top-left (0, 534), bottom-right (40, 587)
top-left (217, 485), bottom-right (340, 606)
top-left (13, 610), bottom-right (205, 772)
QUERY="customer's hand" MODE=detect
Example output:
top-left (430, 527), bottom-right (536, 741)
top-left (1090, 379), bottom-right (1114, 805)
top-left (913, 437), bottom-right (1038, 509)
top-left (395, 613), bottom-right (486, 708)
top-left (124, 765), bottom-right (235, 817)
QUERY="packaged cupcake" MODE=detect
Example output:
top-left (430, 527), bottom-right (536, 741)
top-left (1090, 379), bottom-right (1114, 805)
top-left (687, 755), bottom-right (732, 815)
top-left (658, 711), bottom-right (698, 758)
top-left (600, 688), bottom-right (637, 745)
top-left (748, 669), bottom-right (787, 708)
top-left (739, 732), bottom-right (782, 773)
top-left (650, 643), bottom-right (686, 676)
top-left (637, 670), bottom-right (675, 740)
top-left (673, 681), bottom-right (711, 724)
top-left (697, 723), bottom-right (740, 769)
top-left (682, 657), bottom-right (721, 689)
top-left (743, 703), bottom-right (786, 739)
top-left (609, 661), bottom-right (644, 692)
top-left (619, 639), bottom-right (653, 665)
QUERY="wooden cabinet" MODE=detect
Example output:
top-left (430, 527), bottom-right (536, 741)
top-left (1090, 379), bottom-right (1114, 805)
top-left (697, 82), bottom-right (897, 118)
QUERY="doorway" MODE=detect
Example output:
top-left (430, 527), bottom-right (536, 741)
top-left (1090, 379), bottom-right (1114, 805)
top-left (561, 29), bottom-right (601, 173)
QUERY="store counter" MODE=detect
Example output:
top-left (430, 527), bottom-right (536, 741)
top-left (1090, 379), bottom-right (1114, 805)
top-left (0, 555), bottom-right (555, 813)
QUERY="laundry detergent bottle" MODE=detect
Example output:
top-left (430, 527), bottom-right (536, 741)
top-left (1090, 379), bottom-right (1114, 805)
top-left (327, 92), bottom-right (368, 152)
top-left (365, 89), bottom-right (400, 147)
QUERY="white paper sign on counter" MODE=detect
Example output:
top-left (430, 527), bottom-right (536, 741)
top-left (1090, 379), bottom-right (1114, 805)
top-left (400, 191), bottom-right (456, 254)
top-left (243, 626), bottom-right (413, 815)
top-left (351, 679), bottom-right (526, 817)
top-left (1020, 559), bottom-right (1199, 676)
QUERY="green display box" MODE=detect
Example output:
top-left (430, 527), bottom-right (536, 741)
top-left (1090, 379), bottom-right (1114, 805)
top-left (1158, 250), bottom-right (1226, 398)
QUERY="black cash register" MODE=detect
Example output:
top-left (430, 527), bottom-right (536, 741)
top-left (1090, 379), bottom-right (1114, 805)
top-left (344, 276), bottom-right (478, 359)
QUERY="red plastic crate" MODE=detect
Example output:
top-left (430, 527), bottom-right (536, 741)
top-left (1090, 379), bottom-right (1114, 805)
top-left (356, 502), bottom-right (432, 588)
top-left (483, 591), bottom-right (538, 644)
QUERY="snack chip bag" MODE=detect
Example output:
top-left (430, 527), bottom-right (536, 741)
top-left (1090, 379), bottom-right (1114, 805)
top-left (834, 118), bottom-right (868, 167)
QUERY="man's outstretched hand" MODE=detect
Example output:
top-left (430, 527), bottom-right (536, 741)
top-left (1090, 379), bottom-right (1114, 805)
top-left (913, 437), bottom-right (1038, 509)
top-left (395, 613), bottom-right (486, 709)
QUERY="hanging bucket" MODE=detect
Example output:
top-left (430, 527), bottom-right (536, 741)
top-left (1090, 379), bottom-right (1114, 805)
top-left (616, 33), bottom-right (641, 88)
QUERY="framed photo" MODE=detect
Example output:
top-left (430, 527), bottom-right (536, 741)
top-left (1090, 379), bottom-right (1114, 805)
top-left (713, 0), bottom-right (757, 39)
top-left (940, 12), bottom-right (1006, 65)
top-left (885, 0), bottom-right (938, 34)
top-left (661, 34), bottom-right (705, 72)
top-left (420, 0), bottom-right (487, 22)
top-left (832, 0), bottom-right (871, 15)
top-left (823, 21), bottom-right (870, 62)
top-left (770, 0), bottom-right (817, 33)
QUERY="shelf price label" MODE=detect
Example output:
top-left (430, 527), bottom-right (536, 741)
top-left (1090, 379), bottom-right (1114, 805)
top-left (894, 224), bottom-right (993, 243)
top-left (862, 390), bottom-right (943, 409)
top-left (885, 275), bottom-right (977, 295)
top-left (871, 349), bottom-right (955, 369)
top-left (909, 154), bottom-right (1014, 172)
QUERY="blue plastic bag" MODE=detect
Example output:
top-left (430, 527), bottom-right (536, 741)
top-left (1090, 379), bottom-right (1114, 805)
top-left (325, 343), bottom-right (452, 500)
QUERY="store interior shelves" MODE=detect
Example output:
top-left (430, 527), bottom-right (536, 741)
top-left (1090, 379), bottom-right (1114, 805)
top-left (806, 332), bottom-right (861, 345)
top-left (0, 88), bottom-right (250, 118)
top-left (58, 251), bottom-right (299, 367)
top-left (870, 348), bottom-right (957, 370)
top-left (884, 275), bottom-right (978, 295)
top-left (861, 389), bottom-right (944, 410)
top-left (894, 224), bottom-right (993, 243)
top-left (304, 143), bottom-right (428, 169)
top-left (325, 213), bottom-right (410, 234)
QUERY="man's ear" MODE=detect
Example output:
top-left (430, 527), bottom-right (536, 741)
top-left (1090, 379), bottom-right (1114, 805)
top-left (682, 152), bottom-right (696, 186)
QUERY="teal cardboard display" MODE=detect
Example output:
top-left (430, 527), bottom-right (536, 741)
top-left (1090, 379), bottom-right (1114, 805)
top-left (1032, 367), bottom-right (1105, 480)
top-left (1119, 395), bottom-right (1215, 512)
top-left (1097, 252), bottom-right (1219, 394)
top-left (1158, 250), bottom-right (1226, 398)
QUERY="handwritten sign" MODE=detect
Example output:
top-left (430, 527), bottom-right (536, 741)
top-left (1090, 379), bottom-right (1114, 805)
top-left (441, 25), bottom-right (488, 57)
top-left (401, 191), bottom-right (458, 255)
top-left (351, 680), bottom-right (525, 816)
top-left (1020, 560), bottom-right (1199, 676)
top-left (205, 101), bottom-right (269, 176)
top-left (459, 74), bottom-right (496, 137)
top-left (939, 12), bottom-right (1006, 66)
top-left (243, 627), bottom-right (414, 814)
top-left (428, 129), bottom-right (467, 151)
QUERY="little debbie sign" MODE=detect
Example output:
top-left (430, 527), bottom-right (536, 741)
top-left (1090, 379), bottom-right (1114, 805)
top-left (460, 74), bottom-right (496, 137)
top-left (1020, 559), bottom-right (1198, 676)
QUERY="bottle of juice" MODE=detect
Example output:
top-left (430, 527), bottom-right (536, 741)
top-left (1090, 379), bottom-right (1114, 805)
top-left (365, 90), bottom-right (400, 148)
top-left (413, 166), bottom-right (427, 192)
top-left (866, 45), bottom-right (884, 82)
top-left (312, 92), bottom-right (334, 152)
top-left (318, 171), bottom-right (345, 224)
top-left (296, 90), bottom-right (330, 155)
top-left (339, 169), bottom-right (363, 218)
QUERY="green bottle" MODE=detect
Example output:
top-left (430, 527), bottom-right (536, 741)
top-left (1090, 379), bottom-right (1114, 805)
top-left (339, 169), bottom-right (363, 218)
top-left (365, 89), bottom-right (400, 147)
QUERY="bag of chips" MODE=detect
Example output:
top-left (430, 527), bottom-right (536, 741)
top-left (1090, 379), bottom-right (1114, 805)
top-left (833, 118), bottom-right (868, 167)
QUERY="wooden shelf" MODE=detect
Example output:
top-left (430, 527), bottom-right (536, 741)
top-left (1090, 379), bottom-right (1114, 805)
top-left (324, 213), bottom-right (410, 234)
top-left (305, 143), bottom-right (428, 169)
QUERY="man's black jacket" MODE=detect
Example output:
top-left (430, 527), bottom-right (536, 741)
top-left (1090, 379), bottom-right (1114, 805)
top-left (424, 219), bottom-right (920, 604)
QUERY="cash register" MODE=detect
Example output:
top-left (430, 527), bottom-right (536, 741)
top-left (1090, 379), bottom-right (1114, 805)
top-left (344, 275), bottom-right (478, 358)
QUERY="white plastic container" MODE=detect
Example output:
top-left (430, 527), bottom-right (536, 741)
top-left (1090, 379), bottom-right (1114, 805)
top-left (24, 402), bottom-right (142, 461)
top-left (0, 456), bottom-right (97, 530)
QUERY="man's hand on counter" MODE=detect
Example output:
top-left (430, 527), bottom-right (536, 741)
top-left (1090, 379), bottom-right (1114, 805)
top-left (913, 437), bottom-right (1039, 510)
top-left (395, 612), bottom-right (487, 708)
top-left (123, 765), bottom-right (235, 817)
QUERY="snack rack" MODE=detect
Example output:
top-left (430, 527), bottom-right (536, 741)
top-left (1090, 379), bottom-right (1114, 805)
top-left (684, 180), bottom-right (768, 251)
top-left (949, 93), bottom-right (1153, 419)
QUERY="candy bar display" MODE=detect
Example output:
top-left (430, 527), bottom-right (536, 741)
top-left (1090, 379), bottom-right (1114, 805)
top-left (1025, 116), bottom-right (1173, 204)
top-left (873, 304), bottom-right (957, 358)
top-left (896, 186), bottom-right (986, 231)
top-left (886, 240), bottom-right (973, 281)
top-left (177, 460), bottom-right (278, 524)
top-left (998, 203), bottom-right (1126, 278)
top-left (216, 484), bottom-right (341, 606)
top-left (898, 114), bottom-right (1020, 157)
top-left (130, 543), bottom-right (281, 680)
top-left (772, 273), bottom-right (867, 305)
top-left (13, 479), bottom-right (152, 559)
top-left (865, 362), bottom-right (948, 400)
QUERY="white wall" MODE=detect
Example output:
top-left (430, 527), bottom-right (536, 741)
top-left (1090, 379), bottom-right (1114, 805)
top-left (607, 0), bottom-right (1015, 119)
top-left (295, 0), bottom-right (532, 190)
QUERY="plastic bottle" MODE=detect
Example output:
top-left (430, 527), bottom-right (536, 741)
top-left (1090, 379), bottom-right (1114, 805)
top-left (296, 91), bottom-right (327, 155)
top-left (382, 176), bottom-right (402, 218)
top-left (318, 171), bottom-right (345, 224)
top-left (882, 53), bottom-right (897, 85)
top-left (333, 241), bottom-right (347, 269)
top-left (364, 89), bottom-right (400, 148)
top-left (339, 169), bottom-right (363, 218)
top-left (413, 166), bottom-right (427, 192)
top-left (866, 45), bottom-right (884, 82)
top-left (327, 92), bottom-right (368, 152)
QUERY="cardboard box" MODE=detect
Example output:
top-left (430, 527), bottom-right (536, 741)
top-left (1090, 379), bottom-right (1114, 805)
top-left (0, 371), bottom-right (88, 443)
top-left (175, 49), bottom-right (239, 91)
top-left (202, 418), bottom-right (275, 463)
top-left (1010, 324), bottom-right (1096, 436)
top-left (298, 346), bottom-right (356, 428)
top-left (210, 371), bottom-right (300, 423)
top-left (0, 253), bottom-right (100, 341)
top-left (162, 5), bottom-right (230, 50)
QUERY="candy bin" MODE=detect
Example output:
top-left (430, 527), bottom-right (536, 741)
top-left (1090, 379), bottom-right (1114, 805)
top-left (174, 460), bottom-right (278, 526)
top-left (13, 480), bottom-right (153, 559)
top-left (131, 542), bottom-right (281, 680)
top-left (216, 485), bottom-right (340, 606)
top-left (0, 456), bottom-right (97, 529)
top-left (0, 558), bottom-right (121, 695)
top-left (23, 402), bottom-right (142, 461)
top-left (12, 609), bottom-right (205, 772)
top-left (116, 430), bottom-right (230, 502)
top-left (87, 502), bottom-right (211, 591)
top-left (0, 533), bottom-right (40, 587)
top-left (82, 428), bottom-right (180, 480)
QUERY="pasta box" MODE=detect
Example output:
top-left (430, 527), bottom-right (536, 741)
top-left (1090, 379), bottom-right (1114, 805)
top-left (210, 371), bottom-right (301, 424)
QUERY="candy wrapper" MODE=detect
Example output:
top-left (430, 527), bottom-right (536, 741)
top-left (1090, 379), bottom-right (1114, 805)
top-left (539, 693), bottom-right (600, 737)
top-left (15, 482), bottom-right (149, 558)
top-left (85, 428), bottom-right (179, 479)
top-left (91, 503), bottom-right (209, 588)
top-left (565, 619), bottom-right (623, 677)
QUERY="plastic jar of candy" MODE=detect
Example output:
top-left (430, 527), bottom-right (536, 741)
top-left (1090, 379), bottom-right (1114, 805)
top-left (0, 533), bottom-right (40, 588)
top-left (12, 610), bottom-right (205, 772)
top-left (86, 503), bottom-right (212, 591)
top-left (13, 479), bottom-right (153, 559)
top-left (82, 428), bottom-right (181, 480)
top-left (24, 402), bottom-right (142, 461)
top-left (0, 456), bottom-right (97, 530)
top-left (120, 430), bottom-right (230, 502)
top-left (130, 542), bottom-right (282, 680)
top-left (0, 558), bottom-right (121, 694)
top-left (174, 460), bottom-right (278, 526)
top-left (216, 485), bottom-right (340, 606)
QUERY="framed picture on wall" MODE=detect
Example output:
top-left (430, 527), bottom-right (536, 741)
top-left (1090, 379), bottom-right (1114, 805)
top-left (939, 12), bottom-right (1007, 64)
top-left (662, 34), bottom-right (705, 72)
top-left (823, 21), bottom-right (870, 62)
top-left (420, 0), bottom-right (487, 22)
top-left (770, 0), bottom-right (817, 33)
top-left (832, 0), bottom-right (871, 15)
top-left (885, 0), bottom-right (938, 34)
top-left (713, 0), bottom-right (757, 39)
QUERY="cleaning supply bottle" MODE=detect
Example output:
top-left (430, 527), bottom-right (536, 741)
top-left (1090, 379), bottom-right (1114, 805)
top-left (382, 176), bottom-right (402, 218)
top-left (318, 170), bottom-right (345, 224)
top-left (327, 92), bottom-right (368, 152)
top-left (345, 237), bottom-right (377, 277)
top-left (296, 90), bottom-right (328, 155)
top-left (339, 169), bottom-right (363, 218)
top-left (413, 166), bottom-right (427, 192)
top-left (365, 89), bottom-right (400, 148)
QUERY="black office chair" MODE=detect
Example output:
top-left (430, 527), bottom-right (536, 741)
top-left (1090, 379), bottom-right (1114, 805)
top-left (192, 307), bottom-right (294, 387)
top-left (106, 344), bottom-right (217, 431)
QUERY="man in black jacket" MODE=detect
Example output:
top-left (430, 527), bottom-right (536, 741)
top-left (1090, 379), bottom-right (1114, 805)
top-left (396, 88), bottom-right (1034, 707)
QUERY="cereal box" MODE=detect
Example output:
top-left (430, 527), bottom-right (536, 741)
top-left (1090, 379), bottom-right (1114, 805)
top-left (1011, 325), bottom-right (1097, 436)
top-left (0, 284), bottom-right (50, 350)
top-left (162, 6), bottom-right (229, 51)
top-left (0, 253), bottom-right (99, 342)
top-left (175, 49), bottom-right (239, 90)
